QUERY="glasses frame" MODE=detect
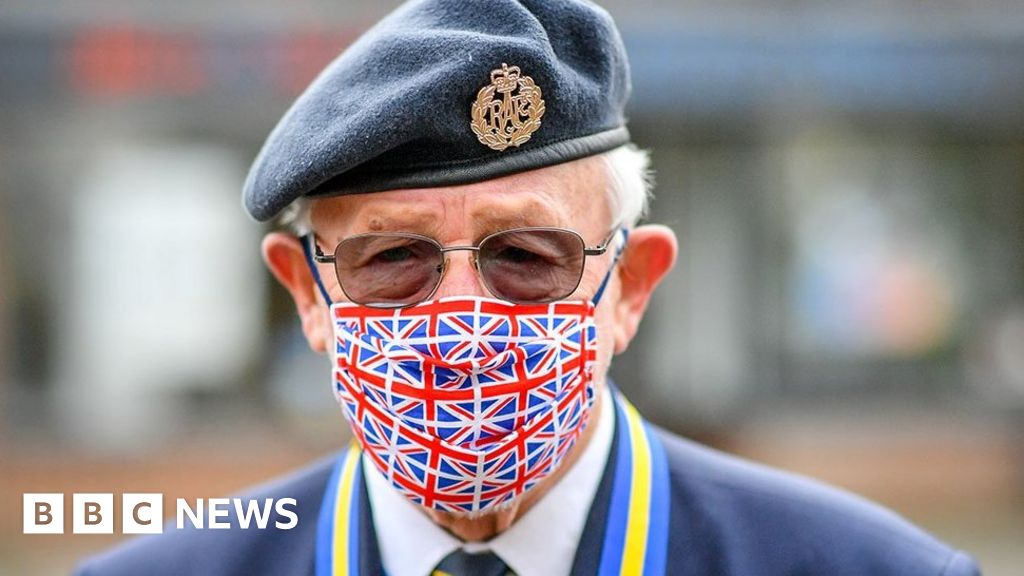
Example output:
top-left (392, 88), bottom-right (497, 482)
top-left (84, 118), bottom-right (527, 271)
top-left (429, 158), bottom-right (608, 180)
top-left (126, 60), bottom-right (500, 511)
top-left (305, 226), bottom-right (622, 308)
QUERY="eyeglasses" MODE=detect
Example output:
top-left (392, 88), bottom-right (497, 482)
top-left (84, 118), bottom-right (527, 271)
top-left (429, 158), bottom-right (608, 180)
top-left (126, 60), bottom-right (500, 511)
top-left (305, 226), bottom-right (621, 308)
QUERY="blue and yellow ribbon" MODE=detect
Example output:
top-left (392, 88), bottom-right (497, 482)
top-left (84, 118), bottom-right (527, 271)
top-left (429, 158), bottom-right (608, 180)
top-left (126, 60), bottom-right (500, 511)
top-left (597, 393), bottom-right (670, 576)
top-left (316, 443), bottom-right (362, 576)
top-left (316, 391), bottom-right (670, 576)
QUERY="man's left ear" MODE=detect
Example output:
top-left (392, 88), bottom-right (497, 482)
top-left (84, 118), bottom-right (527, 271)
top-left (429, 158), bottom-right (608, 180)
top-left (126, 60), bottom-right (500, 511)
top-left (611, 224), bottom-right (678, 354)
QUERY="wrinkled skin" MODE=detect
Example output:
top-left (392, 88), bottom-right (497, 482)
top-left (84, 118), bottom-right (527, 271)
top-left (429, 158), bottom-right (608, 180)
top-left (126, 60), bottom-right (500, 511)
top-left (263, 155), bottom-right (677, 541)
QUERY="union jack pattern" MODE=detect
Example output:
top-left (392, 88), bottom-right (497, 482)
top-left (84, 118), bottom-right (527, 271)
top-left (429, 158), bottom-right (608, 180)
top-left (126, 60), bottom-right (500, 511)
top-left (331, 296), bottom-right (598, 513)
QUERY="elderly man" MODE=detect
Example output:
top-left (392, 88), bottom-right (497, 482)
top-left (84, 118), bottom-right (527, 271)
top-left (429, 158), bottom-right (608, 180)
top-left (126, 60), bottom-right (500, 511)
top-left (78, 1), bottom-right (980, 575)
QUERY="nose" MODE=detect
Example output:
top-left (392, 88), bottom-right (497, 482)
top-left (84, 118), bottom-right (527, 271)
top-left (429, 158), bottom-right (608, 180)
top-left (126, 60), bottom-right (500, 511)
top-left (433, 251), bottom-right (493, 299)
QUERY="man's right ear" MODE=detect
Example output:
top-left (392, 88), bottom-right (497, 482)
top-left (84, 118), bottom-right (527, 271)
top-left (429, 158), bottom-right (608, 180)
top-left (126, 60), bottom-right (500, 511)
top-left (262, 232), bottom-right (331, 353)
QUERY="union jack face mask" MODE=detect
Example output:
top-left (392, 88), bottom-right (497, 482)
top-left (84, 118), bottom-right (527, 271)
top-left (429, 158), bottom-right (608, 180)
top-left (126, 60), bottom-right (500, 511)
top-left (329, 296), bottom-right (599, 513)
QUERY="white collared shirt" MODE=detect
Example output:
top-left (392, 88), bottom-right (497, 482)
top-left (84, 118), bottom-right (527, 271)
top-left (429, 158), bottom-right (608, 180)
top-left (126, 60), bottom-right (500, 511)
top-left (363, 386), bottom-right (616, 576)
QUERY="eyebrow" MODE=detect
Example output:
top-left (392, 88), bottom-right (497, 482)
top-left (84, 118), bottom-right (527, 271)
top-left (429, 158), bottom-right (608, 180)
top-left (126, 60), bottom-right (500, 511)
top-left (468, 199), bottom-right (565, 237)
top-left (340, 209), bottom-right (441, 240)
top-left (339, 197), bottom-right (565, 241)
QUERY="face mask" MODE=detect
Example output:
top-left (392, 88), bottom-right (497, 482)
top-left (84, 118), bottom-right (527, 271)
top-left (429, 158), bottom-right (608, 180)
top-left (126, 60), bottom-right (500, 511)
top-left (329, 296), bottom-right (599, 513)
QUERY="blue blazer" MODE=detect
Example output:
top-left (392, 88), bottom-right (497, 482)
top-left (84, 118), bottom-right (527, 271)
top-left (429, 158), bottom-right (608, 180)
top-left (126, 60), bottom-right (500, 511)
top-left (76, 415), bottom-right (980, 575)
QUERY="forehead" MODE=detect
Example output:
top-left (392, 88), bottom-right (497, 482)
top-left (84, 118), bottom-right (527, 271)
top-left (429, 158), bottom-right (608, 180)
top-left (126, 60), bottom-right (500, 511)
top-left (309, 156), bottom-right (611, 240)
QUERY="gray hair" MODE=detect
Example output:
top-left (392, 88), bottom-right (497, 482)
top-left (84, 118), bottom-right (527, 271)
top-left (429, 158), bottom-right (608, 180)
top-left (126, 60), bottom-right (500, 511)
top-left (278, 143), bottom-right (652, 235)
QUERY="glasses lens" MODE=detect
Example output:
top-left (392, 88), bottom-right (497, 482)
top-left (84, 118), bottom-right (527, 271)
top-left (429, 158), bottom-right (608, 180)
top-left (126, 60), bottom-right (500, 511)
top-left (334, 234), bottom-right (443, 307)
top-left (478, 229), bottom-right (585, 303)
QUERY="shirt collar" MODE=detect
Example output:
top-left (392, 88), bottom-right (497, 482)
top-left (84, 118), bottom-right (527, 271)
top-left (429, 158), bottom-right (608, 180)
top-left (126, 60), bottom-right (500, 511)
top-left (363, 385), bottom-right (616, 576)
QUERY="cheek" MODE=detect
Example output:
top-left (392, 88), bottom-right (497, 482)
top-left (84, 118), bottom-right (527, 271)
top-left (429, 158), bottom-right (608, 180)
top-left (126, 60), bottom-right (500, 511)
top-left (589, 290), bottom-right (621, 384)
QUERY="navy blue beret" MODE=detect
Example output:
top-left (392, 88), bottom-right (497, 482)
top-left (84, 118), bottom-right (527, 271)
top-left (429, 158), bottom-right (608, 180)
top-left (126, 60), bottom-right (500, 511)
top-left (243, 0), bottom-right (632, 222)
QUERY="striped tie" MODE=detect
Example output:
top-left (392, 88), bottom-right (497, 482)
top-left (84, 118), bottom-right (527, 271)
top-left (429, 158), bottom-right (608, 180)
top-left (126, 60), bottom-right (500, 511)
top-left (432, 550), bottom-right (513, 576)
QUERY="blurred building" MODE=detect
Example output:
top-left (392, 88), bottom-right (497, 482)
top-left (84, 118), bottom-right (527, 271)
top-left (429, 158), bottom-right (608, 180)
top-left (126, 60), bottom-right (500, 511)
top-left (4, 0), bottom-right (1022, 440)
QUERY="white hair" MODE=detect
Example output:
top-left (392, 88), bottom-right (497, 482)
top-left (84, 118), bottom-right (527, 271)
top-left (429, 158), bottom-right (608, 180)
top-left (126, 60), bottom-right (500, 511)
top-left (278, 143), bottom-right (652, 234)
top-left (600, 143), bottom-right (653, 228)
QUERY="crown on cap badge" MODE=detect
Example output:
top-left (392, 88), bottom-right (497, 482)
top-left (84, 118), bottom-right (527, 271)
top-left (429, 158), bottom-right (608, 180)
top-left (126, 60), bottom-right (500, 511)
top-left (470, 63), bottom-right (546, 151)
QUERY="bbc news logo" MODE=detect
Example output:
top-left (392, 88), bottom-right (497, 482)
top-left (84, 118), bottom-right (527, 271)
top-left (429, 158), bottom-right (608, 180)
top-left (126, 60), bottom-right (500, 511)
top-left (23, 493), bottom-right (298, 534)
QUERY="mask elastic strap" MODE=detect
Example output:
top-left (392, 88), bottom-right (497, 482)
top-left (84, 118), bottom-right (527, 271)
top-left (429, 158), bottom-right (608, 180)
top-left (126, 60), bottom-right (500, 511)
top-left (592, 228), bottom-right (629, 306)
top-left (301, 234), bottom-right (334, 306)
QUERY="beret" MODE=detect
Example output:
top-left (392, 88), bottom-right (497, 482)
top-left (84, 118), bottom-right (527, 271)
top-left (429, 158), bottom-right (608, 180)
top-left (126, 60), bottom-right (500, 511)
top-left (243, 0), bottom-right (632, 222)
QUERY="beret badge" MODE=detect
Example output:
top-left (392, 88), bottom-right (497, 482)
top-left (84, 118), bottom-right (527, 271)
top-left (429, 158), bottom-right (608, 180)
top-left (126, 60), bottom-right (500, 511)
top-left (470, 63), bottom-right (546, 151)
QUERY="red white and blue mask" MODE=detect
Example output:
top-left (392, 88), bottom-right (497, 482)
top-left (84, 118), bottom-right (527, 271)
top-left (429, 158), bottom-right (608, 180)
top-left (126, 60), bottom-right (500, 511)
top-left (330, 296), bottom-right (598, 513)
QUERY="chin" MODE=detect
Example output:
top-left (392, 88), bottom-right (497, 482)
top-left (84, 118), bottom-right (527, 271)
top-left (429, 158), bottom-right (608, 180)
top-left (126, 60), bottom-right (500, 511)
top-left (427, 493), bottom-right (524, 521)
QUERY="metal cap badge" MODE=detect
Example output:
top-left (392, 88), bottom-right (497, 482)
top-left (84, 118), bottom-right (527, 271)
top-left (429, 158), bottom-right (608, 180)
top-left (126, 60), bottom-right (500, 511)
top-left (471, 63), bottom-right (546, 151)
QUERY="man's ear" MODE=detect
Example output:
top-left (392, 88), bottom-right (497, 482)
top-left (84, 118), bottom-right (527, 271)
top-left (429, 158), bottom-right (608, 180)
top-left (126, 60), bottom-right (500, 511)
top-left (262, 232), bottom-right (331, 353)
top-left (612, 224), bottom-right (678, 354)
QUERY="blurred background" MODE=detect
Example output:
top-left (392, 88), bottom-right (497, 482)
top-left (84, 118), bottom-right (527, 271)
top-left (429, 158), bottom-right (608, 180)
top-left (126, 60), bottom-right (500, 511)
top-left (1, 0), bottom-right (1022, 574)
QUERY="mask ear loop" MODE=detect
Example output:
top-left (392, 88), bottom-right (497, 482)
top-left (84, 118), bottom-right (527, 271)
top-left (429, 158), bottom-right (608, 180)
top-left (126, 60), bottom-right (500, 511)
top-left (301, 235), bottom-right (335, 306)
top-left (591, 228), bottom-right (629, 306)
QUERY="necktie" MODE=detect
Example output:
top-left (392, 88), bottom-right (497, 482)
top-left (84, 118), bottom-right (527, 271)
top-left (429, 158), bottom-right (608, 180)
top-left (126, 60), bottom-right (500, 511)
top-left (432, 549), bottom-right (513, 576)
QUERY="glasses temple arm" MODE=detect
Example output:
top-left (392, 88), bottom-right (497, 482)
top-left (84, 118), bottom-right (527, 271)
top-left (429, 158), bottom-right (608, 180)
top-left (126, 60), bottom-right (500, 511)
top-left (300, 234), bottom-right (334, 304)
top-left (590, 228), bottom-right (629, 305)
top-left (302, 234), bottom-right (336, 263)
top-left (583, 225), bottom-right (627, 255)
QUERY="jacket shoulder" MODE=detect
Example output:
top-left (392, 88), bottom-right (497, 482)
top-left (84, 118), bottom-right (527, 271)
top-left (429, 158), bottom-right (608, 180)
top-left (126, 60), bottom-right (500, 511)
top-left (657, 430), bottom-right (980, 576)
top-left (74, 453), bottom-right (338, 576)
